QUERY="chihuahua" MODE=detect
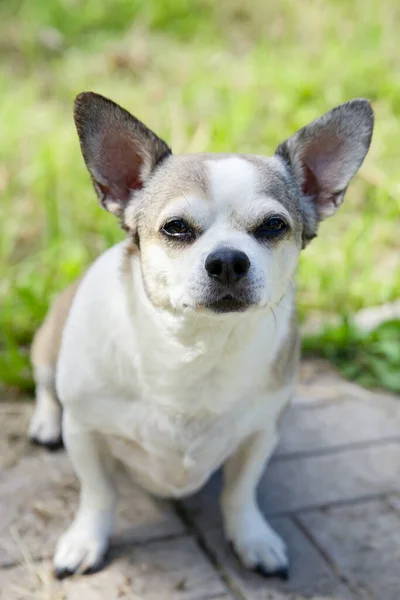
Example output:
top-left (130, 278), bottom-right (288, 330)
top-left (29, 92), bottom-right (373, 579)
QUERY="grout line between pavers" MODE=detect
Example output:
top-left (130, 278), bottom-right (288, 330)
top-left (206, 595), bottom-right (236, 600)
top-left (175, 502), bottom-right (245, 600)
top-left (267, 490), bottom-right (396, 518)
top-left (111, 529), bottom-right (189, 549)
top-left (292, 513), bottom-right (374, 600)
top-left (272, 436), bottom-right (400, 463)
top-left (0, 561), bottom-right (25, 571)
top-left (291, 395), bottom-right (358, 410)
top-left (293, 399), bottom-right (341, 410)
top-left (383, 494), bottom-right (400, 522)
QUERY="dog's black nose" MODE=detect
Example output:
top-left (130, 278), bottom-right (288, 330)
top-left (205, 249), bottom-right (250, 285)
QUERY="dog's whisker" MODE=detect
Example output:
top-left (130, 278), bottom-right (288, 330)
top-left (180, 190), bottom-right (191, 208)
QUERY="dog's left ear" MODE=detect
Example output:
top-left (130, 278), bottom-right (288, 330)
top-left (275, 99), bottom-right (374, 243)
top-left (74, 92), bottom-right (172, 217)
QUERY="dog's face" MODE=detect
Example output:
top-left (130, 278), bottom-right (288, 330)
top-left (74, 93), bottom-right (373, 315)
top-left (130, 153), bottom-right (303, 313)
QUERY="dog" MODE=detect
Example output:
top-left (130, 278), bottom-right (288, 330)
top-left (29, 92), bottom-right (373, 579)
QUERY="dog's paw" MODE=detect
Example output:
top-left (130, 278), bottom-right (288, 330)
top-left (225, 506), bottom-right (288, 578)
top-left (29, 404), bottom-right (63, 450)
top-left (53, 525), bottom-right (109, 579)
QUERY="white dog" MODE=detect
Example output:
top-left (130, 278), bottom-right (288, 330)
top-left (29, 92), bottom-right (373, 579)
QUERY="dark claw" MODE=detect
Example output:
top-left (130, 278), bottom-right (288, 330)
top-left (53, 556), bottom-right (107, 580)
top-left (54, 567), bottom-right (75, 581)
top-left (30, 436), bottom-right (64, 452)
top-left (228, 541), bottom-right (289, 581)
top-left (228, 541), bottom-right (236, 557)
top-left (83, 557), bottom-right (107, 576)
top-left (255, 564), bottom-right (289, 581)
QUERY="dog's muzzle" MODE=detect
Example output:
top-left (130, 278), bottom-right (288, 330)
top-left (203, 248), bottom-right (255, 313)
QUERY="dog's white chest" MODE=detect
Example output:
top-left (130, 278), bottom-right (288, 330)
top-left (107, 432), bottom-right (215, 498)
top-left (106, 396), bottom-right (267, 498)
top-left (100, 315), bottom-right (288, 498)
top-left (58, 243), bottom-right (294, 498)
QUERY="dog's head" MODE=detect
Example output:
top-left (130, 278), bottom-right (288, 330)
top-left (74, 92), bottom-right (373, 315)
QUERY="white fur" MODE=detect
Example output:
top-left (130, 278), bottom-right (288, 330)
top-left (29, 390), bottom-right (62, 445)
top-left (54, 411), bottom-right (116, 575)
top-left (52, 157), bottom-right (299, 577)
top-left (142, 158), bottom-right (299, 312)
top-left (206, 157), bottom-right (291, 224)
top-left (29, 366), bottom-right (62, 446)
top-left (54, 240), bottom-right (294, 576)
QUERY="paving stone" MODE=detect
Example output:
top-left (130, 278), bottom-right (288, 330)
top-left (386, 494), bottom-right (400, 515)
top-left (298, 500), bottom-right (400, 600)
top-left (182, 480), bottom-right (353, 598)
top-left (0, 560), bottom-right (346, 600)
top-left (2, 370), bottom-right (400, 600)
top-left (183, 518), bottom-right (353, 599)
top-left (0, 536), bottom-right (234, 600)
top-left (0, 402), bottom-right (33, 470)
top-left (0, 451), bottom-right (184, 568)
top-left (184, 442), bottom-right (400, 522)
top-left (277, 393), bottom-right (400, 457)
top-left (260, 442), bottom-right (400, 515)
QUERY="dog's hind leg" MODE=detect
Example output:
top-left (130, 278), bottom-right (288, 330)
top-left (29, 281), bottom-right (80, 449)
top-left (29, 364), bottom-right (63, 450)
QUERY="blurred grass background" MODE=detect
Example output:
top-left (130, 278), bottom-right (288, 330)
top-left (0, 0), bottom-right (399, 393)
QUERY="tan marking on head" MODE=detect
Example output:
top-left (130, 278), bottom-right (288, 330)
top-left (124, 154), bottom-right (210, 239)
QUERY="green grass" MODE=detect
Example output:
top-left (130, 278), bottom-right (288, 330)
top-left (0, 0), bottom-right (399, 393)
top-left (304, 318), bottom-right (400, 394)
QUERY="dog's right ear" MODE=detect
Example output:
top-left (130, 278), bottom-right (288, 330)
top-left (275, 99), bottom-right (374, 246)
top-left (74, 92), bottom-right (172, 217)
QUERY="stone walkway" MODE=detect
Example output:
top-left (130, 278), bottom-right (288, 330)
top-left (1, 360), bottom-right (400, 600)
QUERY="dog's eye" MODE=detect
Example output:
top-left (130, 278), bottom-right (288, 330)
top-left (161, 219), bottom-right (194, 240)
top-left (254, 217), bottom-right (288, 239)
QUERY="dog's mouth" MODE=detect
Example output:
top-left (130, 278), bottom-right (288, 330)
top-left (203, 295), bottom-right (251, 314)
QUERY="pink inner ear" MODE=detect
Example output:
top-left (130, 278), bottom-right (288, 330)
top-left (97, 132), bottom-right (144, 202)
top-left (301, 132), bottom-right (344, 194)
top-left (302, 164), bottom-right (319, 198)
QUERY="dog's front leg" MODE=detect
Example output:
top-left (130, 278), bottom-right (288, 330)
top-left (53, 410), bottom-right (117, 579)
top-left (221, 427), bottom-right (289, 578)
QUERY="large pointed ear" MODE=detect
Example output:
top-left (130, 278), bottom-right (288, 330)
top-left (74, 92), bottom-right (172, 217)
top-left (275, 99), bottom-right (374, 239)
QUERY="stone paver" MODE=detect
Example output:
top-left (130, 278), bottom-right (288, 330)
top-left (0, 537), bottom-right (233, 600)
top-left (386, 494), bottom-right (400, 516)
top-left (1, 360), bottom-right (400, 599)
top-left (298, 500), bottom-right (400, 600)
top-left (260, 442), bottom-right (400, 515)
top-left (182, 518), bottom-right (353, 599)
top-left (0, 452), bottom-right (184, 568)
top-left (0, 402), bottom-right (33, 470)
top-left (183, 441), bottom-right (400, 521)
top-left (277, 393), bottom-right (400, 457)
